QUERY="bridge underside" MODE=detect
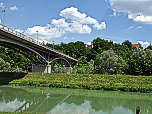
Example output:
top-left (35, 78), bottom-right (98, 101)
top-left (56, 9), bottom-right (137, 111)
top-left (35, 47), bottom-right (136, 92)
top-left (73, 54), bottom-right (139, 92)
top-left (0, 34), bottom-right (77, 73)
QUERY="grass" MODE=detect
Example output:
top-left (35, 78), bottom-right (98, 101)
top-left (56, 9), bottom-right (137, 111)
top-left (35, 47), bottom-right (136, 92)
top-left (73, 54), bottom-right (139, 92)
top-left (8, 73), bottom-right (152, 93)
top-left (0, 111), bottom-right (37, 114)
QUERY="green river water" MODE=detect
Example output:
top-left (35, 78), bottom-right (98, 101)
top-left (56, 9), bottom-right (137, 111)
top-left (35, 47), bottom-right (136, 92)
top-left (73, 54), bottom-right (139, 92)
top-left (0, 85), bottom-right (151, 114)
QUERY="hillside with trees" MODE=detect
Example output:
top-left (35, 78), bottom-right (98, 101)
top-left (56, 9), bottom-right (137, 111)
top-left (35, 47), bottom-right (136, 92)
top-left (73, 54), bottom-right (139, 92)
top-left (1, 37), bottom-right (152, 76)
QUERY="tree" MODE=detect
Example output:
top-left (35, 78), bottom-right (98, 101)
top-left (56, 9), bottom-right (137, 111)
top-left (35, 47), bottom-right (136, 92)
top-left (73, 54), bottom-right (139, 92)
top-left (126, 48), bottom-right (152, 75)
top-left (144, 43), bottom-right (152, 51)
top-left (87, 59), bottom-right (95, 74)
top-left (62, 65), bottom-right (67, 73)
top-left (122, 40), bottom-right (132, 51)
top-left (77, 56), bottom-right (88, 67)
top-left (0, 57), bottom-right (11, 72)
top-left (100, 48), bottom-right (128, 75)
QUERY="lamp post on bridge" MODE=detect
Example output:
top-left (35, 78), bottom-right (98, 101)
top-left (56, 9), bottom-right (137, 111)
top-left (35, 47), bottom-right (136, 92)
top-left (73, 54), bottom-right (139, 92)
top-left (36, 31), bottom-right (38, 44)
top-left (52, 41), bottom-right (54, 49)
top-left (2, 10), bottom-right (5, 28)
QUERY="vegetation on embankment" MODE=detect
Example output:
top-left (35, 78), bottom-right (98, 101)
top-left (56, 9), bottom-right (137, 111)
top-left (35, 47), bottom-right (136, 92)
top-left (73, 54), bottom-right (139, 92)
top-left (8, 73), bottom-right (152, 93)
top-left (0, 72), bottom-right (27, 85)
top-left (0, 111), bottom-right (37, 114)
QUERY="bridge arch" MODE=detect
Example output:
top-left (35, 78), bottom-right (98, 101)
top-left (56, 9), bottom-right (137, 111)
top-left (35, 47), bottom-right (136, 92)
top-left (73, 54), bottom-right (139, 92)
top-left (0, 24), bottom-right (78, 73)
top-left (49, 57), bottom-right (71, 67)
top-left (0, 39), bottom-right (48, 64)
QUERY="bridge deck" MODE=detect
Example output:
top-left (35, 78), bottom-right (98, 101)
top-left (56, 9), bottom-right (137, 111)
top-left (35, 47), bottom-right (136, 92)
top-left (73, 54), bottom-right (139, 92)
top-left (0, 24), bottom-right (78, 62)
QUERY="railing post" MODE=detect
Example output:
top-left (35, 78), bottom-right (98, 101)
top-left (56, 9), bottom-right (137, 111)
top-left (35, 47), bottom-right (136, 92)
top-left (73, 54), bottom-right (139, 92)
top-left (136, 106), bottom-right (140, 114)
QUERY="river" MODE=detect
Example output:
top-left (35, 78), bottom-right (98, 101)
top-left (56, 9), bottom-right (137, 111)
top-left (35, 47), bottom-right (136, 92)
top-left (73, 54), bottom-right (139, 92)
top-left (0, 85), bottom-right (151, 114)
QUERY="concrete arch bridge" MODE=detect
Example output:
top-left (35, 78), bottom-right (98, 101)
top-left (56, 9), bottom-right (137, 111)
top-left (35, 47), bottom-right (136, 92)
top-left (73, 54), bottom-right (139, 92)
top-left (0, 24), bottom-right (78, 73)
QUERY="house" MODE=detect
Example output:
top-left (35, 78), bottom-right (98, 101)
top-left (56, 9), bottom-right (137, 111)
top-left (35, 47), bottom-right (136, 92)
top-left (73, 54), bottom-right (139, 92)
top-left (132, 44), bottom-right (139, 51)
top-left (85, 42), bottom-right (93, 48)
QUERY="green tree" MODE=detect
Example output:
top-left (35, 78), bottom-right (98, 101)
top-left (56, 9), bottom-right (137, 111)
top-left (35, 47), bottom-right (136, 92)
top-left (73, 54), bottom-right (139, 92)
top-left (87, 59), bottom-right (95, 74)
top-left (144, 43), bottom-right (152, 51)
top-left (54, 64), bottom-right (59, 73)
top-left (126, 48), bottom-right (150, 75)
top-left (122, 40), bottom-right (133, 51)
top-left (0, 57), bottom-right (11, 72)
top-left (77, 56), bottom-right (88, 67)
top-left (100, 48), bottom-right (128, 75)
top-left (62, 65), bottom-right (66, 73)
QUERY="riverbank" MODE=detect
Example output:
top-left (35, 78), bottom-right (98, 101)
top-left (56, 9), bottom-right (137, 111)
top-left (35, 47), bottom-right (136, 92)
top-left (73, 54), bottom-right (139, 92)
top-left (8, 73), bottom-right (152, 93)
top-left (0, 112), bottom-right (37, 114)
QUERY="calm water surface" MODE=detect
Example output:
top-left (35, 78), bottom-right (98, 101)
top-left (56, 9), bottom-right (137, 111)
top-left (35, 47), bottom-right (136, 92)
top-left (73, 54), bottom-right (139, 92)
top-left (0, 85), bottom-right (151, 114)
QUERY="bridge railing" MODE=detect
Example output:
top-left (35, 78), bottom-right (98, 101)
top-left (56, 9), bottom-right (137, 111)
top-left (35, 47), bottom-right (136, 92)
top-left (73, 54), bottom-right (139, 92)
top-left (0, 24), bottom-right (77, 61)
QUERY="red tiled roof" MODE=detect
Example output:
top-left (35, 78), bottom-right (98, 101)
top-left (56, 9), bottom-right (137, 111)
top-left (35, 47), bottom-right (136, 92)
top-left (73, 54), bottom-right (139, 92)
top-left (132, 44), bottom-right (139, 49)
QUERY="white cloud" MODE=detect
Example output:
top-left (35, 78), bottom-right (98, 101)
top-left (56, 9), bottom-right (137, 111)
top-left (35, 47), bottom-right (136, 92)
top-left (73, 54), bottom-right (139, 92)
top-left (23, 7), bottom-right (106, 40)
top-left (136, 41), bottom-right (150, 46)
top-left (71, 37), bottom-right (75, 39)
top-left (113, 41), bottom-right (118, 44)
top-left (133, 15), bottom-right (152, 24)
top-left (59, 7), bottom-right (87, 22)
top-left (10, 6), bottom-right (18, 11)
top-left (51, 18), bottom-right (69, 28)
top-left (64, 21), bottom-right (92, 34)
top-left (0, 20), bottom-right (1, 24)
top-left (137, 26), bottom-right (142, 28)
top-left (109, 9), bottom-right (117, 17)
top-left (128, 25), bottom-right (134, 29)
top-left (24, 24), bottom-right (66, 40)
top-left (59, 7), bottom-right (106, 32)
top-left (113, 9), bottom-right (117, 16)
top-left (85, 41), bottom-right (91, 45)
top-left (107, 0), bottom-right (152, 24)
top-left (0, 99), bottom-right (26, 112)
top-left (64, 36), bottom-right (67, 39)
top-left (0, 3), bottom-right (5, 8)
top-left (93, 22), bottom-right (106, 30)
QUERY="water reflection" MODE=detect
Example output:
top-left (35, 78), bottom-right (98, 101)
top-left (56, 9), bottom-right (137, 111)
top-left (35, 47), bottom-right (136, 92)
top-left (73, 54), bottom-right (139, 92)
top-left (0, 85), bottom-right (151, 114)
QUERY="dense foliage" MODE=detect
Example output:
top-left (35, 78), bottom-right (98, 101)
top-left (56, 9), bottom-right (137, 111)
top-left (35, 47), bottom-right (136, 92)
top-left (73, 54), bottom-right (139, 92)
top-left (9, 73), bottom-right (152, 93)
top-left (0, 57), bottom-right (11, 71)
top-left (1, 37), bottom-right (152, 75)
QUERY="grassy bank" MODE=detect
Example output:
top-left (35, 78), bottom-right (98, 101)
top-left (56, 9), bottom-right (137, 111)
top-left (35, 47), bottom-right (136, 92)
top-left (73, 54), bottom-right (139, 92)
top-left (8, 73), bottom-right (152, 93)
top-left (0, 111), bottom-right (37, 114)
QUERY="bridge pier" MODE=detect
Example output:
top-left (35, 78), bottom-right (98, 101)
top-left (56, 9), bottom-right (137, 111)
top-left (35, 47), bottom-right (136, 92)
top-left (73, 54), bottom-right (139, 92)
top-left (32, 64), bottom-right (51, 73)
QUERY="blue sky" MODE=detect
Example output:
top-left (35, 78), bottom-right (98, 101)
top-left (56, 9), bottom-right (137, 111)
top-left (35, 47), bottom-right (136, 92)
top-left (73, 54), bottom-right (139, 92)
top-left (0, 0), bottom-right (152, 49)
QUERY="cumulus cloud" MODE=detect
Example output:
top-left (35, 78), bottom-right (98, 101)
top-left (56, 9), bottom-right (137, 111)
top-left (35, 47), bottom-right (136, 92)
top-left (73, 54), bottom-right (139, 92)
top-left (10, 6), bottom-right (18, 11)
top-left (24, 7), bottom-right (106, 40)
top-left (93, 22), bottom-right (106, 30)
top-left (24, 24), bottom-right (66, 40)
top-left (107, 0), bottom-right (152, 24)
top-left (51, 18), bottom-right (69, 28)
top-left (71, 37), bottom-right (75, 39)
top-left (136, 41), bottom-right (150, 47)
top-left (58, 7), bottom-right (106, 32)
top-left (64, 21), bottom-right (92, 34)
top-left (0, 3), bottom-right (5, 8)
